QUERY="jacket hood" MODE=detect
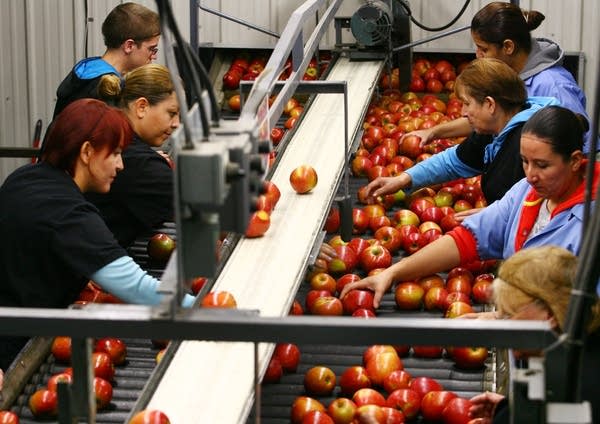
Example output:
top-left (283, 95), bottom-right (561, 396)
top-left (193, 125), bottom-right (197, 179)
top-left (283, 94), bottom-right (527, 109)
top-left (520, 37), bottom-right (565, 81)
top-left (74, 57), bottom-right (119, 80)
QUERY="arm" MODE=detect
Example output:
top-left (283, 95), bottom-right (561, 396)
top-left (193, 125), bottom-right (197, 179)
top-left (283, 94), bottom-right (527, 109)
top-left (400, 117), bottom-right (472, 144)
top-left (339, 235), bottom-right (461, 308)
top-left (90, 256), bottom-right (195, 307)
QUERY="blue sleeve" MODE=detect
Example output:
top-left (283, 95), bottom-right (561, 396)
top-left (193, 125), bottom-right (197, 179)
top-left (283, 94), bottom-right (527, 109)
top-left (405, 145), bottom-right (481, 189)
top-left (90, 256), bottom-right (195, 307)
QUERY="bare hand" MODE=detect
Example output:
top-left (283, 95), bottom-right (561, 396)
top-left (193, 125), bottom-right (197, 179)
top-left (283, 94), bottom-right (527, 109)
top-left (339, 270), bottom-right (394, 309)
top-left (454, 207), bottom-right (483, 222)
top-left (364, 175), bottom-right (409, 199)
top-left (400, 129), bottom-right (435, 147)
top-left (458, 311), bottom-right (499, 320)
top-left (318, 243), bottom-right (337, 262)
top-left (468, 391), bottom-right (505, 421)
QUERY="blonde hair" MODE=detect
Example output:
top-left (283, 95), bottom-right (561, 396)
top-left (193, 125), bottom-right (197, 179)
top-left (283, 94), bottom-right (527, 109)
top-left (454, 58), bottom-right (526, 112)
top-left (493, 245), bottom-right (600, 333)
top-left (98, 63), bottom-right (175, 108)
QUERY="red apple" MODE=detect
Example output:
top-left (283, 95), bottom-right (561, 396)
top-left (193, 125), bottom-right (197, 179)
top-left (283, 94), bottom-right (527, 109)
top-left (201, 291), bottom-right (237, 308)
top-left (328, 245), bottom-right (358, 274)
top-left (51, 336), bottom-right (71, 363)
top-left (359, 245), bottom-right (392, 272)
top-left (472, 274), bottom-right (494, 304)
top-left (363, 345), bottom-right (397, 365)
top-left (353, 388), bottom-right (387, 408)
top-left (440, 213), bottom-right (461, 232)
top-left (327, 398), bottom-right (357, 424)
top-left (291, 397), bottom-right (325, 424)
top-left (93, 376), bottom-right (113, 410)
top-left (47, 372), bottom-right (73, 392)
top-left (324, 207), bottom-right (341, 234)
top-left (189, 276), bottom-right (207, 296)
top-left (394, 282), bottom-right (424, 310)
top-left (409, 376), bottom-right (443, 399)
top-left (369, 215), bottom-right (392, 233)
top-left (399, 135), bottom-right (423, 159)
top-left (91, 352), bottom-right (115, 382)
top-left (339, 366), bottom-right (372, 396)
top-left (270, 127), bottom-right (285, 146)
top-left (386, 389), bottom-right (421, 420)
top-left (336, 273), bottom-right (361, 295)
top-left (305, 289), bottom-right (333, 312)
top-left (401, 232), bottom-right (423, 255)
top-left (342, 290), bottom-right (375, 314)
top-left (283, 98), bottom-right (300, 114)
top-left (289, 300), bottom-right (304, 315)
top-left (442, 397), bottom-right (472, 424)
top-left (28, 389), bottom-right (58, 419)
top-left (310, 273), bottom-right (337, 293)
top-left (95, 338), bottom-right (127, 366)
top-left (274, 343), bottom-right (301, 373)
top-left (348, 238), bottom-right (371, 258)
top-left (374, 226), bottom-right (402, 253)
top-left (420, 206), bottom-right (444, 224)
top-left (365, 351), bottom-right (403, 387)
top-left (423, 286), bottom-right (449, 311)
top-left (355, 404), bottom-right (385, 423)
top-left (412, 345), bottom-right (444, 358)
top-left (352, 308), bottom-right (376, 318)
top-left (443, 292), bottom-right (471, 309)
top-left (383, 369), bottom-right (412, 393)
top-left (445, 301), bottom-right (474, 318)
top-left (417, 274), bottom-right (444, 292)
top-left (381, 406), bottom-right (405, 424)
top-left (304, 366), bottom-right (337, 396)
top-left (453, 199), bottom-right (473, 213)
top-left (420, 390), bottom-right (458, 422)
top-left (147, 233), bottom-right (176, 262)
top-left (290, 165), bottom-right (318, 194)
top-left (310, 296), bottom-right (343, 316)
top-left (409, 197), bottom-right (435, 219)
top-left (352, 208), bottom-right (370, 234)
top-left (228, 94), bottom-right (241, 112)
top-left (446, 276), bottom-right (472, 296)
top-left (301, 410), bottom-right (334, 424)
top-left (222, 70), bottom-right (241, 90)
top-left (393, 209), bottom-right (420, 227)
top-left (451, 346), bottom-right (488, 369)
top-left (130, 410), bottom-right (171, 424)
top-left (0, 411), bottom-right (19, 424)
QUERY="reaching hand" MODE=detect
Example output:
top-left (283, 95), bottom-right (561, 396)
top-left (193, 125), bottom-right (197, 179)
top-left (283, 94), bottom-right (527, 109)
top-left (468, 391), bottom-right (505, 423)
top-left (338, 269), bottom-right (395, 308)
top-left (318, 243), bottom-right (337, 262)
top-left (364, 174), bottom-right (410, 199)
top-left (400, 129), bottom-right (434, 147)
top-left (454, 207), bottom-right (483, 223)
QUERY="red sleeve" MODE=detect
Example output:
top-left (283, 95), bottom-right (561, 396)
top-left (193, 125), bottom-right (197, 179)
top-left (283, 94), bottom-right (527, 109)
top-left (447, 226), bottom-right (480, 265)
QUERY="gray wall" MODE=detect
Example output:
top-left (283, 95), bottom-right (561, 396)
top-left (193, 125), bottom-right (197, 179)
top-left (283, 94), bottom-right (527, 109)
top-left (1, 0), bottom-right (598, 181)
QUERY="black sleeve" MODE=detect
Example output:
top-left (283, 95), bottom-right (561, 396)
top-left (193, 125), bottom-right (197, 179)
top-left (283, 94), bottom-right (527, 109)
top-left (455, 133), bottom-right (493, 171)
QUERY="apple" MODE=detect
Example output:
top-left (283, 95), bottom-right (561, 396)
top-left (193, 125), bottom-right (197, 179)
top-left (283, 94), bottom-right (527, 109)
top-left (51, 336), bottom-right (72, 363)
top-left (363, 345), bottom-right (397, 365)
top-left (305, 289), bottom-right (333, 311)
top-left (369, 215), bottom-right (391, 233)
top-left (342, 289), bottom-right (375, 315)
top-left (91, 352), bottom-right (115, 382)
top-left (401, 231), bottom-right (423, 255)
top-left (336, 273), bottom-right (361, 295)
top-left (95, 338), bottom-right (127, 366)
top-left (365, 351), bottom-right (403, 387)
top-left (328, 245), bottom-right (358, 274)
top-left (395, 282), bottom-right (424, 310)
top-left (289, 106), bottom-right (305, 118)
top-left (417, 274), bottom-right (444, 292)
top-left (284, 98), bottom-right (300, 115)
top-left (274, 343), bottom-right (301, 372)
top-left (291, 396), bottom-right (326, 424)
top-left (189, 276), bottom-right (207, 296)
top-left (442, 397), bottom-right (473, 424)
top-left (453, 199), bottom-right (473, 213)
top-left (443, 291), bottom-right (471, 309)
top-left (327, 398), bottom-right (357, 424)
top-left (0, 411), bottom-right (18, 424)
top-left (451, 346), bottom-right (488, 369)
top-left (304, 366), bottom-right (337, 396)
top-left (227, 94), bottom-right (241, 112)
top-left (351, 156), bottom-right (373, 178)
top-left (310, 272), bottom-right (336, 293)
top-left (147, 233), bottom-right (175, 262)
top-left (399, 135), bottom-right (422, 159)
top-left (445, 301), bottom-right (474, 318)
top-left (423, 286), bottom-right (449, 311)
top-left (262, 356), bottom-right (283, 384)
top-left (363, 204), bottom-right (385, 220)
top-left (393, 209), bottom-right (419, 227)
top-left (29, 389), bottom-right (58, 418)
top-left (347, 238), bottom-right (371, 258)
top-left (367, 165), bottom-right (390, 182)
top-left (222, 70), bottom-right (241, 90)
top-left (420, 390), bottom-right (458, 422)
top-left (390, 155), bottom-right (414, 170)
top-left (472, 274), bottom-right (494, 304)
top-left (409, 76), bottom-right (425, 92)
top-left (245, 210), bottom-right (271, 238)
top-left (201, 291), bottom-right (237, 309)
top-left (353, 388), bottom-right (387, 408)
top-left (130, 409), bottom-right (171, 424)
top-left (446, 276), bottom-right (472, 297)
top-left (440, 213), bottom-right (461, 232)
top-left (386, 388), bottom-right (421, 420)
top-left (359, 245), bottom-right (392, 272)
top-left (409, 376), bottom-right (443, 399)
top-left (290, 165), bottom-right (318, 194)
top-left (381, 406), bottom-right (405, 424)
top-left (374, 226), bottom-right (402, 253)
top-left (339, 365), bottom-right (372, 396)
top-left (47, 372), bottom-right (73, 392)
top-left (323, 207), bottom-right (341, 234)
top-left (93, 376), bottom-right (113, 410)
top-left (289, 300), bottom-right (304, 315)
top-left (352, 308), bottom-right (376, 318)
top-left (355, 404), bottom-right (385, 423)
top-left (352, 208), bottom-right (370, 235)
top-left (447, 267), bottom-right (474, 282)
top-left (420, 206), bottom-right (444, 224)
top-left (383, 369), bottom-right (412, 393)
top-left (310, 296), bottom-right (343, 316)
top-left (270, 127), bottom-right (285, 146)
top-left (412, 345), bottom-right (444, 358)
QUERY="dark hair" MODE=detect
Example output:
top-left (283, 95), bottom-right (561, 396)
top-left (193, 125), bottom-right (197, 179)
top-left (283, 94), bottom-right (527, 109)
top-left (522, 106), bottom-right (588, 159)
top-left (471, 2), bottom-right (545, 54)
top-left (42, 99), bottom-right (133, 175)
top-left (454, 58), bottom-right (526, 111)
top-left (98, 64), bottom-right (175, 108)
top-left (102, 2), bottom-right (160, 48)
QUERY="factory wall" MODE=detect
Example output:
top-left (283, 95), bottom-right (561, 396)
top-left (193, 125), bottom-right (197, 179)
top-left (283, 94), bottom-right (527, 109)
top-left (1, 0), bottom-right (598, 181)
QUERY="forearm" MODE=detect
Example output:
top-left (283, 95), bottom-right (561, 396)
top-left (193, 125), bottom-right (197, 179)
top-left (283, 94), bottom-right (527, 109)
top-left (430, 117), bottom-right (471, 139)
top-left (388, 235), bottom-right (461, 282)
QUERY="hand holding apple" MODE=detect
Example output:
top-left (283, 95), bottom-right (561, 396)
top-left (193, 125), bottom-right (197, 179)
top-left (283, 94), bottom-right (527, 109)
top-left (399, 128), bottom-right (435, 146)
top-left (338, 269), bottom-right (394, 309)
top-left (364, 174), bottom-right (411, 200)
top-left (468, 391), bottom-right (505, 421)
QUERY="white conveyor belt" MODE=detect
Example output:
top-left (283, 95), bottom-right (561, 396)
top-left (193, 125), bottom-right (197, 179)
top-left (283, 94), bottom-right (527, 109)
top-left (147, 57), bottom-right (384, 423)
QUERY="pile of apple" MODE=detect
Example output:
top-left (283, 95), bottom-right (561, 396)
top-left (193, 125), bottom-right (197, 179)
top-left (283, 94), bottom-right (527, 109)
top-left (287, 343), bottom-right (477, 423)
top-left (27, 336), bottom-right (128, 419)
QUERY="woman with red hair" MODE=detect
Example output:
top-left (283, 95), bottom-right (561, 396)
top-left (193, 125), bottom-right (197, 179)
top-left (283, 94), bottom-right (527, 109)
top-left (0, 99), bottom-right (194, 370)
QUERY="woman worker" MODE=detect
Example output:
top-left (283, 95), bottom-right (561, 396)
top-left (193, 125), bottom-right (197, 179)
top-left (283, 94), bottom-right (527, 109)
top-left (0, 99), bottom-right (194, 370)
top-left (467, 246), bottom-right (600, 424)
top-left (86, 63), bottom-right (179, 248)
top-left (340, 105), bottom-right (598, 308)
top-left (366, 58), bottom-right (557, 205)
top-left (402, 1), bottom-right (592, 153)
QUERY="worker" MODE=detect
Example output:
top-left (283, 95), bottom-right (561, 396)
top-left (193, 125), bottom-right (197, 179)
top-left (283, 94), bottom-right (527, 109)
top-left (467, 246), bottom-right (600, 424)
top-left (364, 58), bottom-right (557, 206)
top-left (0, 99), bottom-right (194, 371)
top-left (86, 64), bottom-right (179, 247)
top-left (403, 1), bottom-right (594, 154)
top-left (52, 2), bottom-right (160, 118)
top-left (340, 105), bottom-right (598, 308)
